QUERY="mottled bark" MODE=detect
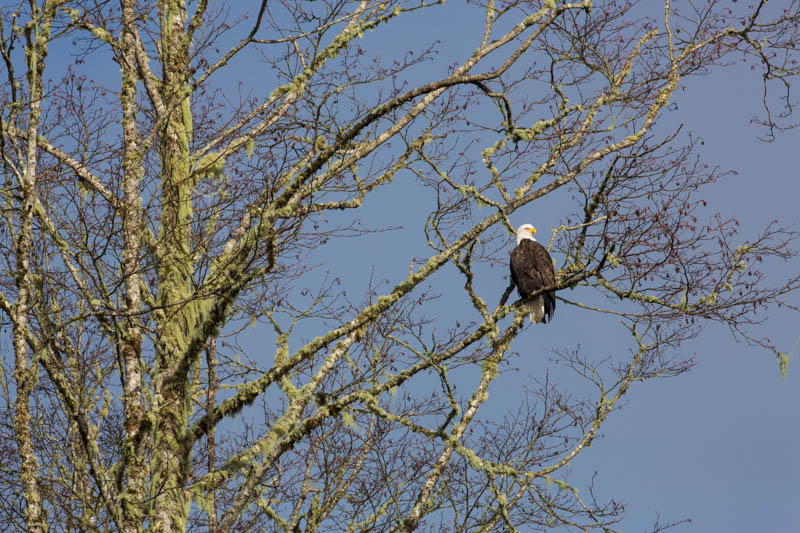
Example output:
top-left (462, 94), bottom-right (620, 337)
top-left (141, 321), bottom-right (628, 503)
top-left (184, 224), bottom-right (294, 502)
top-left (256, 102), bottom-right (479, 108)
top-left (151, 1), bottom-right (196, 530)
top-left (11, 2), bottom-right (59, 531)
top-left (118, 1), bottom-right (148, 531)
top-left (206, 338), bottom-right (219, 533)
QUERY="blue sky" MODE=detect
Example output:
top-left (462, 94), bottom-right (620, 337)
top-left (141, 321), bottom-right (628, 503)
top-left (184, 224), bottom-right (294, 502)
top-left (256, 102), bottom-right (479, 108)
top-left (570, 60), bottom-right (800, 531)
top-left (329, 3), bottom-right (800, 531)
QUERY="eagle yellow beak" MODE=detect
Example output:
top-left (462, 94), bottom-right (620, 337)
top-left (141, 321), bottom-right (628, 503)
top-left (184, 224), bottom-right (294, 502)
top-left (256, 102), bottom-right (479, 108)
top-left (529, 227), bottom-right (537, 234)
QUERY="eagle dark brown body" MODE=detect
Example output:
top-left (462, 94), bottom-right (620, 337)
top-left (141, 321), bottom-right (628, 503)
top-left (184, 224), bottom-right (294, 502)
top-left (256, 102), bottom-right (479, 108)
top-left (510, 238), bottom-right (556, 323)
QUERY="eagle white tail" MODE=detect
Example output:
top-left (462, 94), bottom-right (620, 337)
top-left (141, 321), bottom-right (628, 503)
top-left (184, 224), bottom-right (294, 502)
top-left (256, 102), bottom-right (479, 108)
top-left (527, 296), bottom-right (546, 324)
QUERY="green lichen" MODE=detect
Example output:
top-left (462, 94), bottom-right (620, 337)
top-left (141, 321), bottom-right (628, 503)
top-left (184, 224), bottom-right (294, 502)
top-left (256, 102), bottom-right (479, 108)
top-left (246, 138), bottom-right (255, 160)
top-left (698, 292), bottom-right (718, 305)
top-left (269, 6), bottom-right (402, 100)
top-left (510, 117), bottom-right (557, 142)
top-left (678, 288), bottom-right (688, 311)
top-left (193, 151), bottom-right (226, 182)
top-left (777, 351), bottom-right (789, 379)
top-left (178, 96), bottom-right (193, 151)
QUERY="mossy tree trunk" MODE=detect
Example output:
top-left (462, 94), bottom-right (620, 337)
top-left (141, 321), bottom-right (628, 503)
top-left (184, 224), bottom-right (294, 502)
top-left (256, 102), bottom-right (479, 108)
top-left (150, 1), bottom-right (197, 530)
top-left (7, 2), bottom-right (58, 531)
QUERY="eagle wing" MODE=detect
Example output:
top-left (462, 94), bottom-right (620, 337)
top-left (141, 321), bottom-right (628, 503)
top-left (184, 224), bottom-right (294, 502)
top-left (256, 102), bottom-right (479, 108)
top-left (510, 239), bottom-right (556, 321)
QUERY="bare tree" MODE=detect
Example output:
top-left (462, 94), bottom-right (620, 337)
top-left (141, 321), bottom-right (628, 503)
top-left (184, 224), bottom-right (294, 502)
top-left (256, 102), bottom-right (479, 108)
top-left (0, 1), bottom-right (798, 531)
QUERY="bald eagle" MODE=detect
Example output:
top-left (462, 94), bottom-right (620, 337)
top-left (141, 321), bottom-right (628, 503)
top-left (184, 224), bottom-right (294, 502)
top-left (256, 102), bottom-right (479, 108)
top-left (501, 224), bottom-right (556, 323)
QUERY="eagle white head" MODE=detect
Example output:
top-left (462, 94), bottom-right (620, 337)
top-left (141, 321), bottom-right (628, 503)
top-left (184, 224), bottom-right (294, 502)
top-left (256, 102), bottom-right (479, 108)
top-left (515, 224), bottom-right (537, 246)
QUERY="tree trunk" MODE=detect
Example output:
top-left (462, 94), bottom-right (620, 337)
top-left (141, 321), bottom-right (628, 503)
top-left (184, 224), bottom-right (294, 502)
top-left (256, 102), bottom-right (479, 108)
top-left (151, 1), bottom-right (196, 530)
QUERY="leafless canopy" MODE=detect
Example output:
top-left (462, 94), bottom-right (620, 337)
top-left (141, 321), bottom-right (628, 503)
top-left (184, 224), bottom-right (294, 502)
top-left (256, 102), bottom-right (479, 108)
top-left (0, 1), bottom-right (798, 532)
